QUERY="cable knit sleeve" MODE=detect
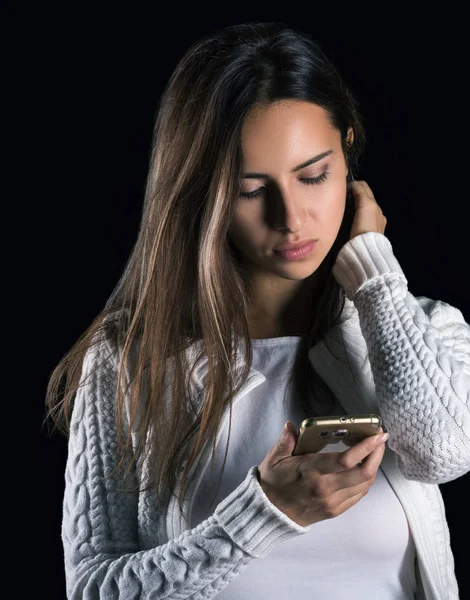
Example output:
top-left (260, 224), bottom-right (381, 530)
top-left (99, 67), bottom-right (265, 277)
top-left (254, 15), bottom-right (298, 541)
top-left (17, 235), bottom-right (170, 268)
top-left (62, 335), bottom-right (310, 599)
top-left (332, 231), bottom-right (470, 484)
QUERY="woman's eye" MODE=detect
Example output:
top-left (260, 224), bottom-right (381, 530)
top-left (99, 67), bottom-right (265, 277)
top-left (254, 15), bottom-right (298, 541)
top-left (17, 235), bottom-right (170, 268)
top-left (239, 170), bottom-right (330, 199)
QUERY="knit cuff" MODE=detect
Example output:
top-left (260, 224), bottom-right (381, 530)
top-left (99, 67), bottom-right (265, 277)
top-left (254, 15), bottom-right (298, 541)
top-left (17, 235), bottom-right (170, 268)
top-left (214, 465), bottom-right (310, 559)
top-left (332, 232), bottom-right (406, 301)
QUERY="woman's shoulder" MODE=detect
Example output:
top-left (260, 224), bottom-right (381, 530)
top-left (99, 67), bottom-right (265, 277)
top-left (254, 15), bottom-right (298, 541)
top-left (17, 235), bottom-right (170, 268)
top-left (78, 308), bottom-right (132, 381)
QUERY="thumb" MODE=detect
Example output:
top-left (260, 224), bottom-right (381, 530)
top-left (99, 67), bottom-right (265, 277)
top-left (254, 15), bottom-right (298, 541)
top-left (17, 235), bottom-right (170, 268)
top-left (275, 420), bottom-right (297, 456)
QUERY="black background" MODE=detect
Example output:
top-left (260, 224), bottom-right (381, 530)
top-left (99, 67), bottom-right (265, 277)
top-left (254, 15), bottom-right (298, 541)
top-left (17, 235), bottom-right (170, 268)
top-left (21, 4), bottom-right (469, 598)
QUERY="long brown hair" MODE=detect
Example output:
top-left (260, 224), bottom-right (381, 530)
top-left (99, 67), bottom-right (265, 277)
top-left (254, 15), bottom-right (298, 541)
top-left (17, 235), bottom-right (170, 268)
top-left (44, 21), bottom-right (366, 523)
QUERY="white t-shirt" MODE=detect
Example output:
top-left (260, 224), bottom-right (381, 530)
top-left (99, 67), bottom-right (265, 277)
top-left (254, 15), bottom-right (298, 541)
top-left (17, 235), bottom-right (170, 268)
top-left (191, 336), bottom-right (417, 599)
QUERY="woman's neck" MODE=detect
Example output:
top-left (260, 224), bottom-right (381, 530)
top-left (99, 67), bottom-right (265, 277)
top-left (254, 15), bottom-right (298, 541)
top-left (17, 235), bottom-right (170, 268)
top-left (247, 277), bottom-right (319, 339)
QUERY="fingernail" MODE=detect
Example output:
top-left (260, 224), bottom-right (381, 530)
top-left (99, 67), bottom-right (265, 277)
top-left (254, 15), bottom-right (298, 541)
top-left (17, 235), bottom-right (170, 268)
top-left (376, 433), bottom-right (389, 444)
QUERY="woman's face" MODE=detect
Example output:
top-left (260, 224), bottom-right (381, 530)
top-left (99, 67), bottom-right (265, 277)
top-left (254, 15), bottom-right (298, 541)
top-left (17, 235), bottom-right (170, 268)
top-left (228, 100), bottom-right (350, 285)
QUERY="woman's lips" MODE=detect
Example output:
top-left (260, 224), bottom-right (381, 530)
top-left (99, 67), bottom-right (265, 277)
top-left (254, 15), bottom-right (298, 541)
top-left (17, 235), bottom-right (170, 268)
top-left (273, 240), bottom-right (316, 261)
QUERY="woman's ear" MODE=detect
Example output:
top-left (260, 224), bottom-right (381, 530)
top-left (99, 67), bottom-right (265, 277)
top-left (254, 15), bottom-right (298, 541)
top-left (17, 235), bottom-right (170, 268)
top-left (344, 127), bottom-right (354, 180)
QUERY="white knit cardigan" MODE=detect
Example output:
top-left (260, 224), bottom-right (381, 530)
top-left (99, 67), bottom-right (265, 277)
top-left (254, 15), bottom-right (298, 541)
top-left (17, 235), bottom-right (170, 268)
top-left (62, 232), bottom-right (470, 599)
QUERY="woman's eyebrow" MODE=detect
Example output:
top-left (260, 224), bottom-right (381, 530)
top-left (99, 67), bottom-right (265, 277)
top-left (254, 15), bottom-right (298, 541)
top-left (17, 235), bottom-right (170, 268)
top-left (243, 149), bottom-right (334, 179)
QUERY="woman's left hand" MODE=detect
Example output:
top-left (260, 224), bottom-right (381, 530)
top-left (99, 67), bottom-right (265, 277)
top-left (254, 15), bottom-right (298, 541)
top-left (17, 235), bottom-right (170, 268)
top-left (349, 180), bottom-right (388, 240)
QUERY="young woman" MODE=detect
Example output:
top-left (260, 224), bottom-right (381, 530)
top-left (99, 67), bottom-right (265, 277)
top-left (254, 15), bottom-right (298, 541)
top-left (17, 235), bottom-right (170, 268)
top-left (45, 21), bottom-right (470, 599)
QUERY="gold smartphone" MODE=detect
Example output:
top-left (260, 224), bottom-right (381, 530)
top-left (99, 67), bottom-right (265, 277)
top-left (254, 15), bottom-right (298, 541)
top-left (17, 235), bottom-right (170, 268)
top-left (292, 414), bottom-right (382, 456)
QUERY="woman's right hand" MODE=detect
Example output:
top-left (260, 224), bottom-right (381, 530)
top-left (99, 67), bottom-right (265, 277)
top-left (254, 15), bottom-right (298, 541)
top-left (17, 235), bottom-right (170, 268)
top-left (257, 421), bottom-right (389, 527)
